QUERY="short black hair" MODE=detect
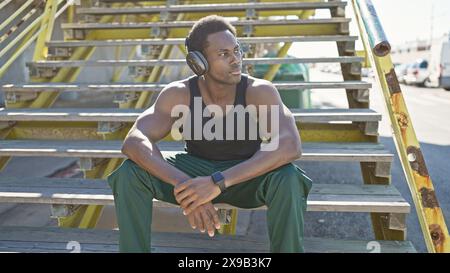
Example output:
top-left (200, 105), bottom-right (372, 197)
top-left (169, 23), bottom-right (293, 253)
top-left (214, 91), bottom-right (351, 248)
top-left (186, 15), bottom-right (237, 52)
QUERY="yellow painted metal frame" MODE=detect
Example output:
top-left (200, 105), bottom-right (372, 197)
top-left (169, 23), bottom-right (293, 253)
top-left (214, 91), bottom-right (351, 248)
top-left (75, 23), bottom-right (344, 40)
top-left (0, 0), bottom-right (70, 74)
top-left (33, 0), bottom-right (59, 61)
top-left (1, 1), bottom-right (118, 228)
top-left (0, 0), bottom-right (35, 34)
top-left (66, 8), bottom-right (189, 229)
top-left (0, 0), bottom-right (14, 11)
top-left (0, 0), bottom-right (69, 172)
top-left (352, 0), bottom-right (450, 253)
top-left (0, 21), bottom-right (40, 78)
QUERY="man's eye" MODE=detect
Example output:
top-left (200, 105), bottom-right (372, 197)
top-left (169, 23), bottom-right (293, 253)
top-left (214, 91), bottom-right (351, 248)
top-left (219, 52), bottom-right (228, 57)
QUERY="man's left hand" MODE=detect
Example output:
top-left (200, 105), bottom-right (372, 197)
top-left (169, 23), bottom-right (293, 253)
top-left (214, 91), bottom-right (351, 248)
top-left (174, 176), bottom-right (221, 215)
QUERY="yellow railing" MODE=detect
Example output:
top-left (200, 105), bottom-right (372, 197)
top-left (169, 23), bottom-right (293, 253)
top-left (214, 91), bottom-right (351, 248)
top-left (352, 0), bottom-right (450, 253)
top-left (0, 0), bottom-right (72, 79)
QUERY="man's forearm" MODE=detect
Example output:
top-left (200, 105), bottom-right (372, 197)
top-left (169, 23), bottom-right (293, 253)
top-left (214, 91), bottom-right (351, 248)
top-left (123, 139), bottom-right (190, 186)
top-left (222, 138), bottom-right (300, 188)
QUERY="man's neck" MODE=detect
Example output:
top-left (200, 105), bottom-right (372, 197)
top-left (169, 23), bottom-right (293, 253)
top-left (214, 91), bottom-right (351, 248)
top-left (200, 75), bottom-right (236, 104)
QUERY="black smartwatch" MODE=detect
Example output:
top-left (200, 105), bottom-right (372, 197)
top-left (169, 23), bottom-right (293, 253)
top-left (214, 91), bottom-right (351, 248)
top-left (211, 171), bottom-right (226, 193)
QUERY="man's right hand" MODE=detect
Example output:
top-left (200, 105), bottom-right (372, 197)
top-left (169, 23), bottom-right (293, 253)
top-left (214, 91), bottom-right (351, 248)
top-left (186, 202), bottom-right (220, 237)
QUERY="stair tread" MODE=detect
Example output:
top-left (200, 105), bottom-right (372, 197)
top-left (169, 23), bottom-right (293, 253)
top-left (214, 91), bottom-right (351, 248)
top-left (76, 1), bottom-right (347, 15)
top-left (61, 18), bottom-right (351, 30)
top-left (0, 177), bottom-right (410, 213)
top-left (46, 35), bottom-right (358, 48)
top-left (0, 140), bottom-right (393, 162)
top-left (0, 108), bottom-right (381, 122)
top-left (2, 81), bottom-right (372, 92)
top-left (27, 56), bottom-right (363, 68)
top-left (0, 226), bottom-right (416, 253)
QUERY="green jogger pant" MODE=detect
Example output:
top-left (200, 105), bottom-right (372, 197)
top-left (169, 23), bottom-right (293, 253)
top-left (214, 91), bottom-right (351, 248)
top-left (107, 153), bottom-right (313, 253)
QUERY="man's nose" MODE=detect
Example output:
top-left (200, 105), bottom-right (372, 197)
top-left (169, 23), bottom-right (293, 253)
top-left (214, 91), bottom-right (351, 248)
top-left (230, 51), bottom-right (242, 64)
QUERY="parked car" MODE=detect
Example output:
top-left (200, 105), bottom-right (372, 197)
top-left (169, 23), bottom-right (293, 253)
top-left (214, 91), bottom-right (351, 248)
top-left (404, 59), bottom-right (429, 86)
top-left (394, 63), bottom-right (410, 84)
top-left (425, 37), bottom-right (450, 91)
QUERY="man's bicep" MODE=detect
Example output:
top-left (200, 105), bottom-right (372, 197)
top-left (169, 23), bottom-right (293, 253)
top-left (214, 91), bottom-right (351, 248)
top-left (133, 106), bottom-right (174, 142)
top-left (132, 86), bottom-right (183, 142)
top-left (280, 105), bottom-right (299, 136)
top-left (251, 83), bottom-right (296, 134)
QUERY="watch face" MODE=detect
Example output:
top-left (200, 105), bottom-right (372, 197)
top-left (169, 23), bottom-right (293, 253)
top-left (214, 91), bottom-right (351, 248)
top-left (212, 172), bottom-right (226, 192)
top-left (212, 172), bottom-right (224, 183)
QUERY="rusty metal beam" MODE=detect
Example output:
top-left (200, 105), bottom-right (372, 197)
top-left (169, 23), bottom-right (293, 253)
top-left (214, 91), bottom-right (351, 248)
top-left (353, 0), bottom-right (450, 253)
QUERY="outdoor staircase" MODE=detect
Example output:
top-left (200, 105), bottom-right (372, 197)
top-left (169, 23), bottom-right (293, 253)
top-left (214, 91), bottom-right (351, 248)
top-left (0, 0), bottom-right (417, 252)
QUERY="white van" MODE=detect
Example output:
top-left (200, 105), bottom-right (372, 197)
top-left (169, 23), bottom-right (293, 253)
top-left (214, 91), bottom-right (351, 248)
top-left (426, 36), bottom-right (450, 91)
top-left (404, 59), bottom-right (429, 86)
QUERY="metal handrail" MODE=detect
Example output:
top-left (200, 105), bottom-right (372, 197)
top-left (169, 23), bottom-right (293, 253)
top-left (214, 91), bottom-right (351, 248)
top-left (0, 0), bottom-right (36, 34)
top-left (0, 0), bottom-right (14, 12)
top-left (0, 0), bottom-right (70, 79)
top-left (352, 0), bottom-right (450, 253)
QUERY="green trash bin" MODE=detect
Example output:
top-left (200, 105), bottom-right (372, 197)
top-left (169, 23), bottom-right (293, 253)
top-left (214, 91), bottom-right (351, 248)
top-left (253, 53), bottom-right (311, 109)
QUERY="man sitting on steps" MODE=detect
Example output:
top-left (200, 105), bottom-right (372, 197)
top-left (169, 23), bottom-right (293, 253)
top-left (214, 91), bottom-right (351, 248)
top-left (107, 15), bottom-right (313, 253)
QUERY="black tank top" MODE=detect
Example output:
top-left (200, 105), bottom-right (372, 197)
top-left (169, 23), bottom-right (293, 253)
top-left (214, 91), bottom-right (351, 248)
top-left (184, 74), bottom-right (262, 161)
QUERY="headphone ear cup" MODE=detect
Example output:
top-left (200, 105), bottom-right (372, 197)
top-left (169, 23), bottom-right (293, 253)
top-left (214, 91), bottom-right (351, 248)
top-left (186, 51), bottom-right (209, 76)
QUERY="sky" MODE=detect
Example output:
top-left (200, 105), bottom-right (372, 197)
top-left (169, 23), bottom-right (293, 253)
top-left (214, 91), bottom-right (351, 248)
top-left (369, 0), bottom-right (450, 45)
top-left (288, 0), bottom-right (450, 58)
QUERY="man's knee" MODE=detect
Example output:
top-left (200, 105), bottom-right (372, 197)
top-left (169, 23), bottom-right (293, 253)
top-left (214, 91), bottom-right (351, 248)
top-left (267, 164), bottom-right (312, 198)
top-left (107, 159), bottom-right (147, 192)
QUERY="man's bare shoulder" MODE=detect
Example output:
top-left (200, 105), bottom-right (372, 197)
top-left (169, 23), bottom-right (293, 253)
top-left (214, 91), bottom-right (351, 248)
top-left (245, 75), bottom-right (280, 105)
top-left (156, 78), bottom-right (190, 107)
